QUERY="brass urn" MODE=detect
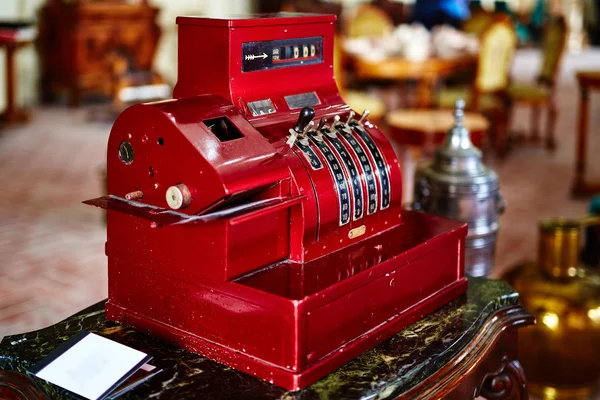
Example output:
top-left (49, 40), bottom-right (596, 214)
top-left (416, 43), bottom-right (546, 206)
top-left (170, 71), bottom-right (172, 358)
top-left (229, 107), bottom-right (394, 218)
top-left (503, 217), bottom-right (600, 400)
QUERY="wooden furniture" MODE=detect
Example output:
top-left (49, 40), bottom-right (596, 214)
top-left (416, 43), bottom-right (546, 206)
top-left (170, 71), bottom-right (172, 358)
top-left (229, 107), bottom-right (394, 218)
top-left (507, 16), bottom-right (567, 150)
top-left (386, 108), bottom-right (488, 150)
top-left (437, 14), bottom-right (517, 153)
top-left (0, 278), bottom-right (533, 399)
top-left (107, 49), bottom-right (168, 111)
top-left (572, 70), bottom-right (600, 197)
top-left (0, 22), bottom-right (36, 125)
top-left (37, 0), bottom-right (161, 107)
top-left (334, 35), bottom-right (386, 123)
top-left (336, 5), bottom-right (394, 120)
top-left (350, 55), bottom-right (478, 108)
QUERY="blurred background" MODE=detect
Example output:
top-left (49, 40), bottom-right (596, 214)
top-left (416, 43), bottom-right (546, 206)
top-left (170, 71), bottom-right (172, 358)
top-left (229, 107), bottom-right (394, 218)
top-left (1, 0), bottom-right (600, 398)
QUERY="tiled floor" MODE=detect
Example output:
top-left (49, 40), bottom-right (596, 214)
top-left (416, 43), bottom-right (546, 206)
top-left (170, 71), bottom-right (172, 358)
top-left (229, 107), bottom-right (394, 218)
top-left (0, 108), bottom-right (108, 337)
top-left (0, 48), bottom-right (599, 339)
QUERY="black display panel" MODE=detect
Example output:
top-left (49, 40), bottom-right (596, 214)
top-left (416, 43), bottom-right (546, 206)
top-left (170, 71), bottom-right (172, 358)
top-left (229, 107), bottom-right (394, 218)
top-left (242, 37), bottom-right (323, 72)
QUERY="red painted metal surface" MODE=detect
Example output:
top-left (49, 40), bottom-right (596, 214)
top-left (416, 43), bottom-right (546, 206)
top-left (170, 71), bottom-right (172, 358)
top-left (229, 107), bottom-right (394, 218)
top-left (88, 13), bottom-right (468, 391)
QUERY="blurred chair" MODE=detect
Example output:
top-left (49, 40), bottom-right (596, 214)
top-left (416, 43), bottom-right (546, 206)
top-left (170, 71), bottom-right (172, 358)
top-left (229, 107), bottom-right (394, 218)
top-left (343, 3), bottom-right (394, 38)
top-left (507, 16), bottom-right (567, 150)
top-left (462, 9), bottom-right (495, 36)
top-left (334, 35), bottom-right (386, 123)
top-left (437, 14), bottom-right (517, 152)
top-left (386, 108), bottom-right (488, 151)
top-left (338, 4), bottom-right (394, 121)
top-left (374, 0), bottom-right (413, 26)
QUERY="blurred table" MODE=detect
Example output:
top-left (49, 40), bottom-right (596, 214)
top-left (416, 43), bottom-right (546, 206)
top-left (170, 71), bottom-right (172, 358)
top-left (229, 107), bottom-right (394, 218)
top-left (0, 278), bottom-right (533, 399)
top-left (0, 22), bottom-right (36, 125)
top-left (386, 108), bottom-right (488, 150)
top-left (573, 70), bottom-right (600, 197)
top-left (349, 54), bottom-right (477, 108)
top-left (386, 109), bottom-right (488, 205)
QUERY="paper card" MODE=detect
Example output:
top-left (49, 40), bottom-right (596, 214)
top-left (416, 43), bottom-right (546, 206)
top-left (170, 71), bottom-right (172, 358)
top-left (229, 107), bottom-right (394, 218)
top-left (30, 331), bottom-right (152, 400)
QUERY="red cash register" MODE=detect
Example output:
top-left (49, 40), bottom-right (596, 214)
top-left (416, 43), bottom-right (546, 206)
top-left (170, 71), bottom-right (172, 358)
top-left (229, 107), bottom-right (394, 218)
top-left (85, 13), bottom-right (467, 390)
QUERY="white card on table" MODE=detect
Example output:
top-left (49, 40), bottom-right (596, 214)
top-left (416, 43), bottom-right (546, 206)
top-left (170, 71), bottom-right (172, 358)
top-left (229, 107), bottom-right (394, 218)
top-left (30, 331), bottom-right (151, 400)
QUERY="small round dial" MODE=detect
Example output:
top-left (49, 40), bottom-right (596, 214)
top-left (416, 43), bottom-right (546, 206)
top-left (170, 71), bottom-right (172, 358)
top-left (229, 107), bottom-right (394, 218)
top-left (118, 141), bottom-right (134, 164)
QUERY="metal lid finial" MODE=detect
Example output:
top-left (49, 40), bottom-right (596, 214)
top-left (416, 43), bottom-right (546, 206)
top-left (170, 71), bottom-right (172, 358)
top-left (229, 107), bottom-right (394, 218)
top-left (433, 98), bottom-right (483, 174)
top-left (454, 99), bottom-right (465, 126)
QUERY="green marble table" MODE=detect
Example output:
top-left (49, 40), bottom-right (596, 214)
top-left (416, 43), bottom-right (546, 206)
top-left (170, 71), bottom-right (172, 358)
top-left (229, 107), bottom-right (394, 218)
top-left (0, 277), bottom-right (533, 399)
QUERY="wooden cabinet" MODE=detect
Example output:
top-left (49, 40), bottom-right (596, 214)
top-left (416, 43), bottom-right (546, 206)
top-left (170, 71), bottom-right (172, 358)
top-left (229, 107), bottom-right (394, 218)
top-left (38, 0), bottom-right (161, 106)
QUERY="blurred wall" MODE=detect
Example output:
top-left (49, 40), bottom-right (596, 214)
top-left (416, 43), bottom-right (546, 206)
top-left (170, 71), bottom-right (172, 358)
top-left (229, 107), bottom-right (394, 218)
top-left (0, 0), bottom-right (254, 112)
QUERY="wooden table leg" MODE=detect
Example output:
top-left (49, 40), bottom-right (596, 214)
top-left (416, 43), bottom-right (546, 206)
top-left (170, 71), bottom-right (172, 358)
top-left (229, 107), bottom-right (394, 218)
top-left (415, 76), bottom-right (436, 109)
top-left (0, 43), bottom-right (30, 125)
top-left (573, 84), bottom-right (589, 194)
top-left (530, 106), bottom-right (540, 143)
top-left (571, 84), bottom-right (600, 196)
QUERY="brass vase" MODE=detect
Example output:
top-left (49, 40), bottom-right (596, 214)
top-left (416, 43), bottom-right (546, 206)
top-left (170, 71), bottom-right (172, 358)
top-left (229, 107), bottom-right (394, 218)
top-left (503, 217), bottom-right (600, 400)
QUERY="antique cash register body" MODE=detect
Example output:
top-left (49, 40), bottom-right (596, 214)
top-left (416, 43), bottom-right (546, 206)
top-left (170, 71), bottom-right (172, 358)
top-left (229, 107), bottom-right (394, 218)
top-left (86, 14), bottom-right (468, 390)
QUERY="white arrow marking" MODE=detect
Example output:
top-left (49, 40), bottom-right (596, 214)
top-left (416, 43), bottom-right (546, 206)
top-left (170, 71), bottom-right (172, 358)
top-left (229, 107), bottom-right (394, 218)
top-left (245, 53), bottom-right (268, 61)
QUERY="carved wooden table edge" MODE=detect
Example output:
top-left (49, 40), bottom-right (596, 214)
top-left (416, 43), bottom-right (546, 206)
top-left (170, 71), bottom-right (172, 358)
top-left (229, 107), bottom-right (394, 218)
top-left (0, 370), bottom-right (49, 400)
top-left (404, 306), bottom-right (534, 399)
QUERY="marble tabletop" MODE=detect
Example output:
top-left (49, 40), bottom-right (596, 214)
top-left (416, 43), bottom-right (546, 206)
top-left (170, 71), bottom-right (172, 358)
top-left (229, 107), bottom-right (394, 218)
top-left (0, 277), bottom-right (520, 399)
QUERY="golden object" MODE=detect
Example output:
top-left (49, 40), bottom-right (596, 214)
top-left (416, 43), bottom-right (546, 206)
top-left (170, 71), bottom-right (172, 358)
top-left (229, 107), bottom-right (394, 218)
top-left (503, 217), bottom-right (600, 399)
top-left (348, 225), bottom-right (366, 239)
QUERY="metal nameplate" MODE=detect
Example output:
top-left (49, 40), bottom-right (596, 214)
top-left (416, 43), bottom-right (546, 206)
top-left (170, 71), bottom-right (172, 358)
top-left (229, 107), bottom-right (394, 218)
top-left (310, 137), bottom-right (351, 226)
top-left (351, 125), bottom-right (391, 210)
top-left (295, 141), bottom-right (323, 170)
top-left (284, 92), bottom-right (320, 110)
top-left (323, 133), bottom-right (363, 220)
top-left (335, 126), bottom-right (378, 215)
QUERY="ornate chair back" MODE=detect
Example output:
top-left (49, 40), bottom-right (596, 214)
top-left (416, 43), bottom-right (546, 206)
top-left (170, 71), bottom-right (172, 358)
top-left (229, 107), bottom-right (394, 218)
top-left (474, 15), bottom-right (517, 101)
top-left (538, 16), bottom-right (567, 86)
top-left (344, 4), bottom-right (393, 38)
top-left (462, 10), bottom-right (495, 37)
